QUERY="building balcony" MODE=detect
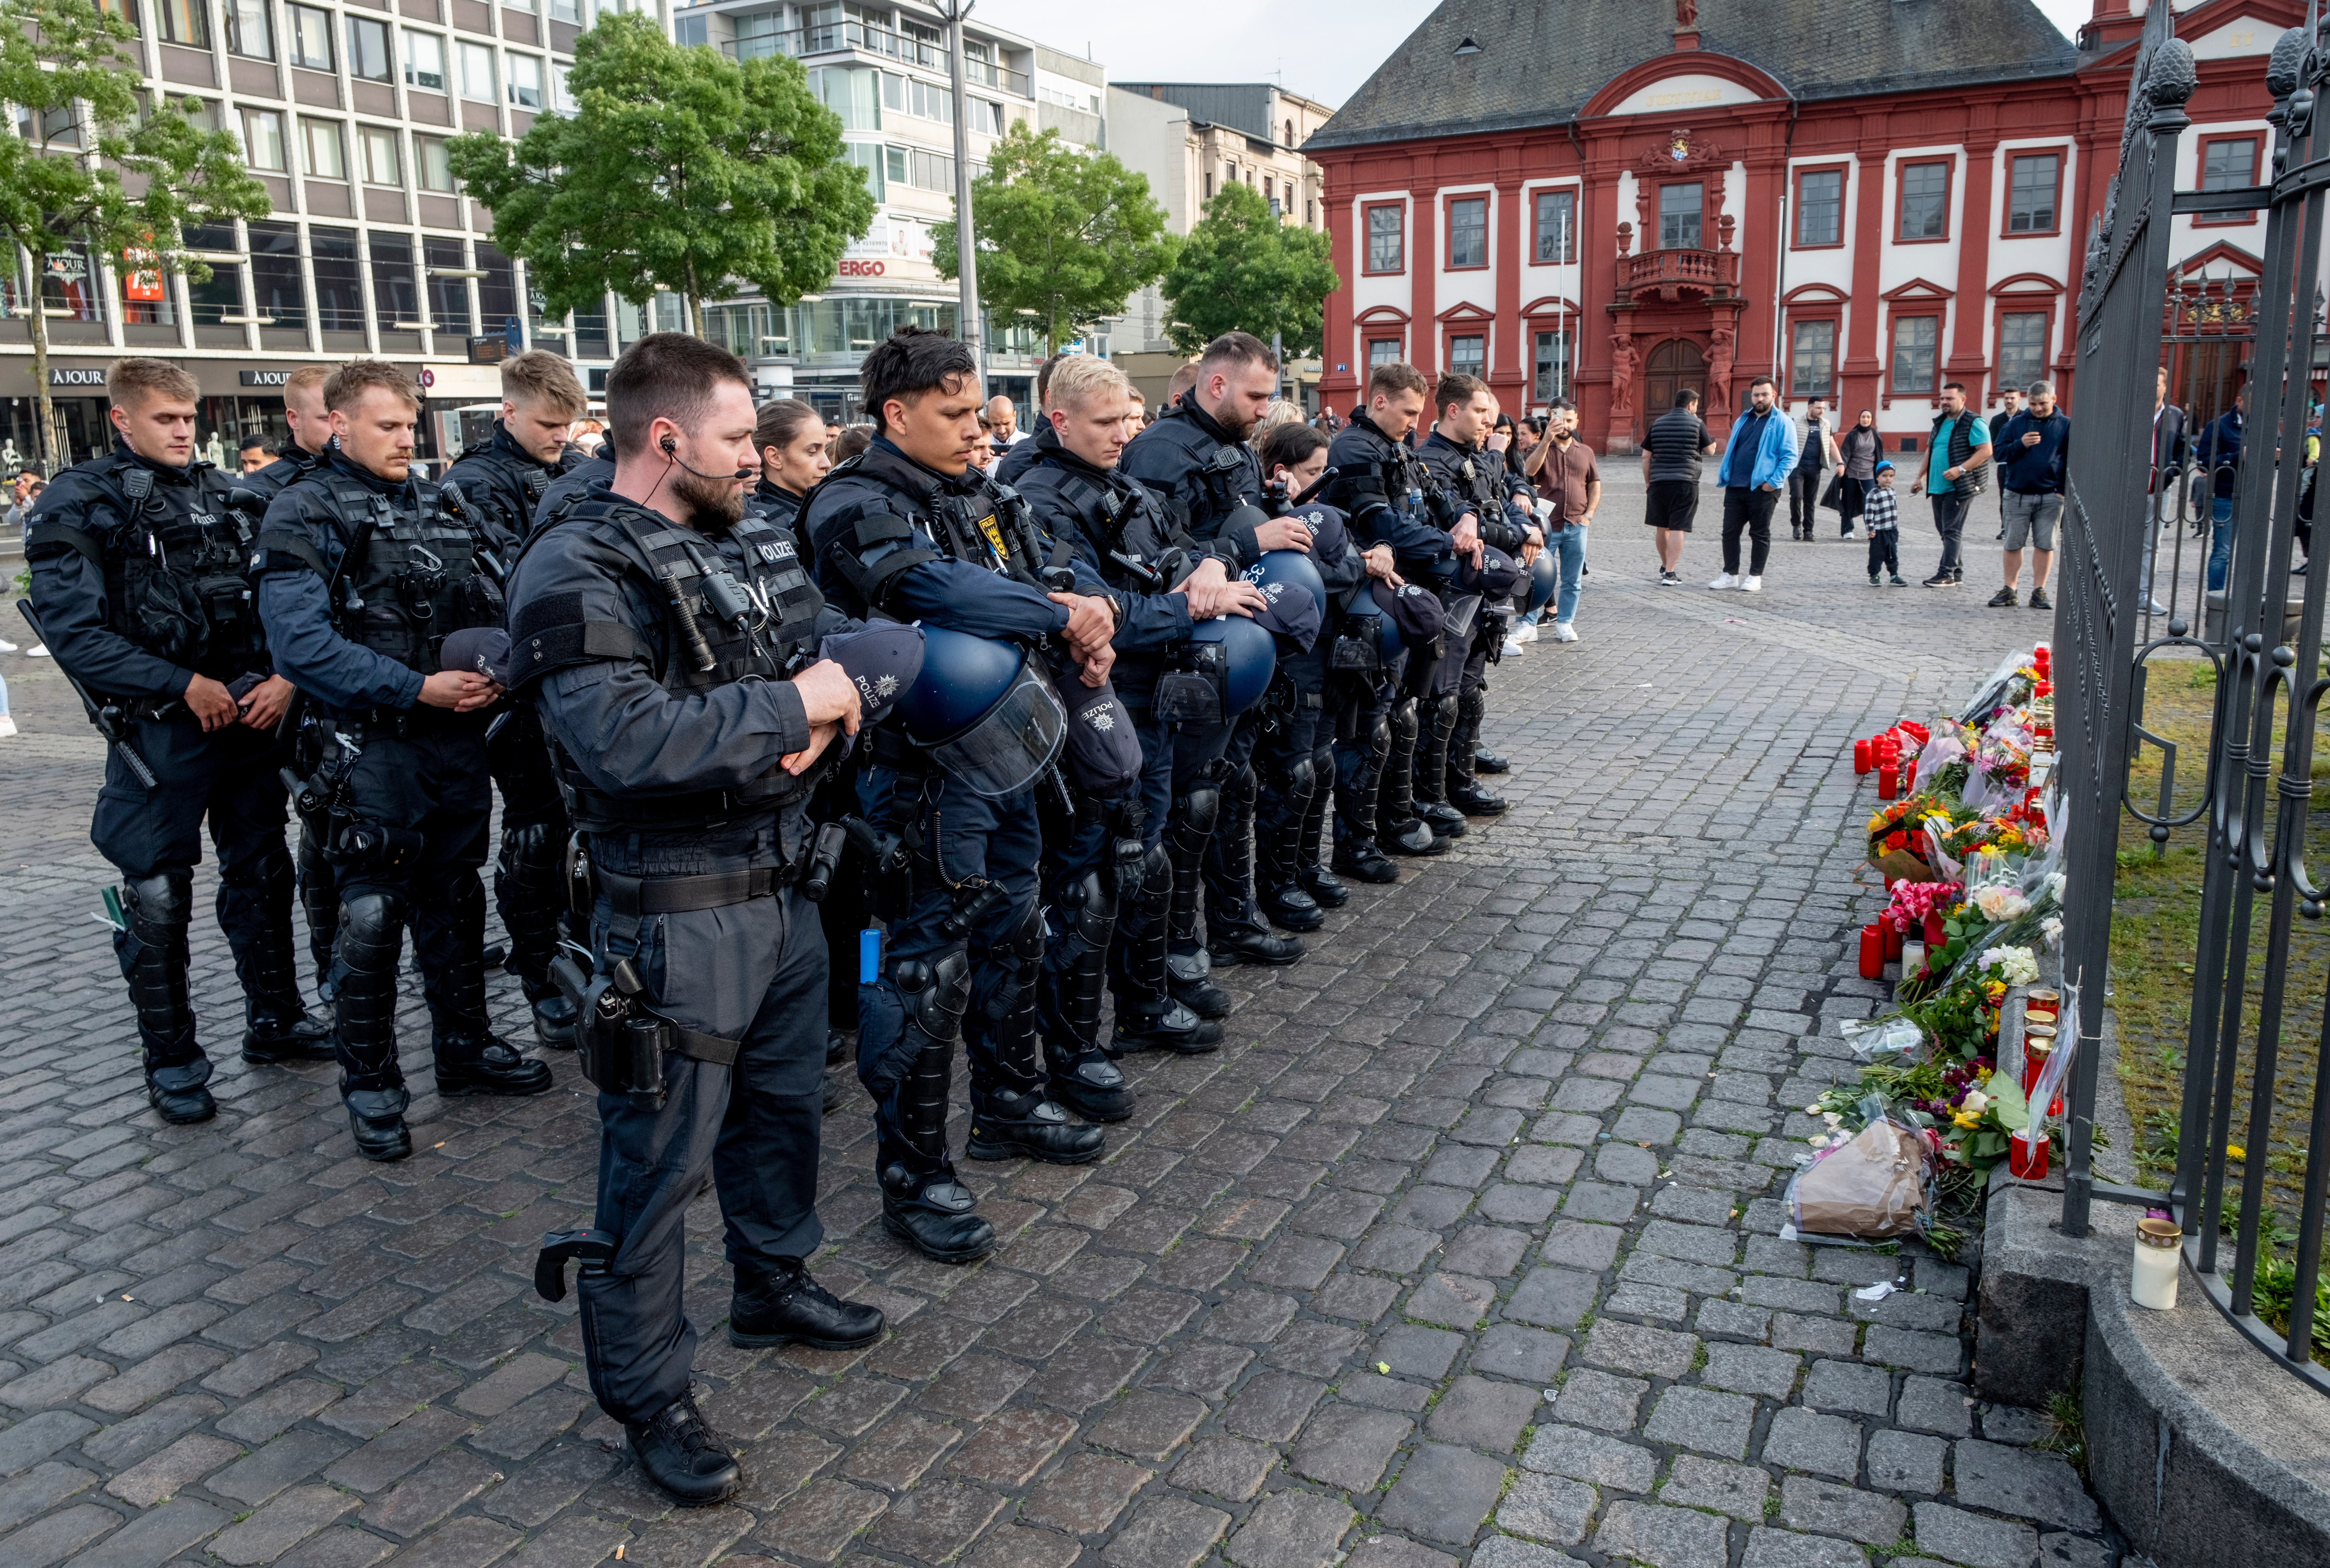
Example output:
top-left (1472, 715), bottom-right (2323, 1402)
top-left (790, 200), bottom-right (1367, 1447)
top-left (719, 23), bottom-right (1032, 97)
top-left (1620, 247), bottom-right (1740, 304)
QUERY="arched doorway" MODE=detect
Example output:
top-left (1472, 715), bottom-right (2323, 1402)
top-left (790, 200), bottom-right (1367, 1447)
top-left (1644, 338), bottom-right (1706, 421)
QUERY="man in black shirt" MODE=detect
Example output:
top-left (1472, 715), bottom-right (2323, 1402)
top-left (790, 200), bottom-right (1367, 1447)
top-left (1640, 390), bottom-right (1715, 585)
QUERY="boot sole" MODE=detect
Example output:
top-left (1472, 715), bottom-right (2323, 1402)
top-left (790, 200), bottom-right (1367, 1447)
top-left (1331, 861), bottom-right (1401, 885)
top-left (881, 1212), bottom-right (998, 1264)
top-left (1452, 803), bottom-right (1508, 817)
top-left (353, 1137), bottom-right (411, 1161)
top-left (241, 1045), bottom-right (338, 1066)
top-left (963, 1131), bottom-right (1106, 1165)
top-left (726, 1323), bottom-right (883, 1351)
top-left (1211, 947), bottom-right (1305, 969)
top-left (1111, 1031), bottom-right (1222, 1056)
top-left (151, 1099), bottom-right (217, 1126)
top-left (533, 1021), bottom-right (579, 1050)
top-left (436, 1076), bottom-right (557, 1098)
top-left (1049, 1096), bottom-right (1135, 1125)
top-left (1264, 912), bottom-right (1326, 932)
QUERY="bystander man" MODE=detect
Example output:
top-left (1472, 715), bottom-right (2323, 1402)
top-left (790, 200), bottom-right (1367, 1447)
top-left (1641, 390), bottom-right (1714, 586)
top-left (1788, 397), bottom-right (1838, 540)
top-left (1711, 377), bottom-right (1798, 592)
top-left (1528, 398), bottom-right (1597, 641)
top-left (1922, 381), bottom-right (1992, 587)
top-left (1991, 381), bottom-right (2067, 609)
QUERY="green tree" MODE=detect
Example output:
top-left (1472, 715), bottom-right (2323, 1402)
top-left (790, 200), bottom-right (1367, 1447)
top-left (0, 0), bottom-right (270, 469)
top-left (1159, 181), bottom-right (1338, 357)
top-left (447, 13), bottom-right (874, 337)
top-left (933, 123), bottom-right (1173, 355)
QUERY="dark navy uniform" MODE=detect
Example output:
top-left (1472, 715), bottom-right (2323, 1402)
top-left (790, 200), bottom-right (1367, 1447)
top-left (1250, 495), bottom-right (1367, 925)
top-left (1012, 422), bottom-right (1230, 1090)
top-left (1320, 415), bottom-right (1457, 865)
top-left (1416, 430), bottom-right (1530, 817)
top-left (254, 450), bottom-right (553, 1161)
top-left (1119, 398), bottom-right (1295, 1005)
top-left (807, 436), bottom-right (1109, 1263)
top-left (227, 444), bottom-right (339, 992)
top-left (506, 489), bottom-right (875, 1434)
top-left (445, 423), bottom-right (582, 1046)
top-left (533, 454), bottom-right (615, 539)
top-left (24, 441), bottom-right (332, 1122)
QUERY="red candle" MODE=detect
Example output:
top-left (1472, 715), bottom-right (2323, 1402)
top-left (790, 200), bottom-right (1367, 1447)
top-left (1904, 759), bottom-right (1917, 790)
top-left (1883, 922), bottom-right (1904, 960)
top-left (1855, 739), bottom-right (1873, 775)
top-left (1878, 766), bottom-right (1898, 800)
top-left (1859, 924), bottom-right (1885, 979)
top-left (1877, 732), bottom-right (1900, 764)
top-left (1924, 909), bottom-right (1947, 946)
top-left (2009, 1128), bottom-right (2049, 1180)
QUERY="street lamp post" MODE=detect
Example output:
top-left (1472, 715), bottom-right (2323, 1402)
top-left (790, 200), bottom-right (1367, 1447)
top-left (933, 0), bottom-right (982, 381)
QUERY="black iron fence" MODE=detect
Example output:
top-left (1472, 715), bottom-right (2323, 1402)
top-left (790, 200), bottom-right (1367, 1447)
top-left (2062, 5), bottom-right (2330, 1395)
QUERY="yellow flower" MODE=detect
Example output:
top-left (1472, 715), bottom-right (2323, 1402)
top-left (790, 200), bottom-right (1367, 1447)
top-left (1953, 1111), bottom-right (1982, 1129)
top-left (2228, 1144), bottom-right (2247, 1159)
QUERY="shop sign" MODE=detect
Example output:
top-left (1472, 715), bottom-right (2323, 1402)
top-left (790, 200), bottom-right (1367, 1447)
top-left (239, 370), bottom-right (294, 387)
top-left (418, 368), bottom-right (437, 389)
top-left (839, 259), bottom-right (886, 277)
top-left (123, 242), bottom-right (164, 304)
top-left (49, 367), bottom-right (107, 387)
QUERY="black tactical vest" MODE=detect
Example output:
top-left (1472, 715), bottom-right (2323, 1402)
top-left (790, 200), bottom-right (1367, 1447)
top-left (810, 443), bottom-right (1058, 619)
top-left (274, 473), bottom-right (501, 675)
top-left (1025, 453), bottom-right (1194, 594)
top-left (28, 453), bottom-right (265, 680)
top-left (513, 497), bottom-right (829, 832)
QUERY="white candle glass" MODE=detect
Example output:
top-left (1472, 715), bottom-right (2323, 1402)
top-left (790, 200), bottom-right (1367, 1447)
top-left (2132, 1217), bottom-right (2181, 1310)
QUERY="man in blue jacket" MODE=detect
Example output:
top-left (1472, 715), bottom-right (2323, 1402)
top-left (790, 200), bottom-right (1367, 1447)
top-left (2196, 390), bottom-right (2245, 591)
top-left (1990, 380), bottom-right (2068, 610)
top-left (1709, 377), bottom-right (1799, 592)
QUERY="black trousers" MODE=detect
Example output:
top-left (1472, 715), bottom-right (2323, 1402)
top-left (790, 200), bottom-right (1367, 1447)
top-left (1866, 529), bottom-right (1900, 578)
top-left (1788, 468), bottom-right (1824, 530)
top-left (1720, 486), bottom-right (1779, 576)
top-left (1931, 490), bottom-right (1969, 577)
top-left (92, 712), bottom-right (299, 1060)
top-left (579, 831), bottom-right (826, 1425)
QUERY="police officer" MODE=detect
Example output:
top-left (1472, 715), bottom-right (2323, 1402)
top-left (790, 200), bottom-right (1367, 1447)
top-left (1120, 333), bottom-right (1306, 1014)
top-left (508, 333), bottom-right (879, 1507)
top-left (1254, 422), bottom-right (1385, 924)
top-left (24, 358), bottom-right (333, 1124)
top-left (228, 364), bottom-right (338, 994)
top-left (1013, 355), bottom-right (1267, 1098)
top-left (254, 360), bottom-right (552, 1161)
top-left (1321, 362), bottom-right (1463, 869)
top-left (443, 351), bottom-right (590, 1049)
top-left (1415, 374), bottom-right (1536, 818)
top-left (746, 396), bottom-right (830, 553)
top-left (807, 327), bottom-right (1121, 1264)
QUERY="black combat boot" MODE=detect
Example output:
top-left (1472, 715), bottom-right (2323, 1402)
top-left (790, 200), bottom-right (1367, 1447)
top-left (1412, 692), bottom-right (1469, 838)
top-left (497, 820), bottom-right (579, 1047)
top-left (332, 891), bottom-right (409, 1159)
top-left (1296, 745), bottom-right (1350, 907)
top-left (1255, 756), bottom-right (1326, 932)
top-left (627, 1392), bottom-right (741, 1507)
top-left (878, 963), bottom-right (999, 1264)
top-left (420, 877), bottom-right (554, 1098)
top-left (1332, 715), bottom-right (1401, 882)
top-left (1378, 698), bottom-right (1448, 857)
top-left (1163, 787), bottom-right (1238, 1015)
top-left (967, 909), bottom-right (1106, 1164)
top-left (237, 891), bottom-right (336, 1064)
top-left (729, 1258), bottom-right (885, 1350)
top-left (119, 872), bottom-right (217, 1125)
top-left (1039, 868), bottom-right (1139, 1121)
top-left (1444, 689), bottom-right (1509, 817)
top-left (1204, 767), bottom-right (1306, 965)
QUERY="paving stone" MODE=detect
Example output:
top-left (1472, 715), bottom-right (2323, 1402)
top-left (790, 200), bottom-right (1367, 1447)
top-left (1407, 1270), bottom-right (1498, 1330)
top-left (1592, 1500), bottom-right (1731, 1568)
top-left (1603, 1282), bottom-right (1689, 1323)
top-left (1911, 1502), bottom-right (2041, 1568)
top-left (1702, 1341), bottom-right (1802, 1399)
top-left (946, 1407), bottom-right (1077, 1487)
top-left (1897, 1376), bottom-right (1976, 1437)
top-left (1505, 1267), bottom-right (1598, 1331)
top-left (1802, 1357), bottom-right (1892, 1417)
top-left (1472, 1324), bottom-right (1571, 1382)
top-left (360, 1449), bottom-right (502, 1538)
top-left (104, 1432), bottom-right (238, 1507)
top-left (1223, 1371), bottom-right (1327, 1442)
top-left (1739, 1525), bottom-right (1875, 1568)
top-left (1470, 1538), bottom-right (1588, 1568)
top-left (1376, 1442), bottom-right (1511, 1547)
top-left (64, 1496), bottom-right (230, 1566)
top-left (1086, 1389), bottom-right (1207, 1463)
top-left (1660, 1454), bottom-right (1772, 1519)
top-left (1290, 1403), bottom-right (1412, 1490)
top-left (1377, 1323), bottom-right (1466, 1379)
top-left (1863, 1326), bottom-right (1963, 1376)
top-left (1345, 1537), bottom-right (1460, 1568)
top-left (1224, 1488), bottom-right (1352, 1568)
top-left (2036, 1531), bottom-right (2116, 1568)
top-left (1426, 1375), bottom-right (1541, 1452)
top-left (1951, 1441), bottom-right (2102, 1533)
top-left (1496, 1472), bottom-right (1598, 1545)
top-left (212, 1428), bottom-right (356, 1507)
top-left (1866, 1428), bottom-right (1949, 1495)
top-left (1584, 1320), bottom-right (1697, 1379)
top-left (208, 1484), bottom-right (361, 1566)
top-left (3, 1503), bottom-right (118, 1566)
top-left (2, 1460), bottom-right (99, 1531)
top-left (1020, 1454), bottom-right (1152, 1536)
top-left (323, 1406), bottom-right (473, 1493)
top-left (1762, 1407), bottom-right (1863, 1479)
top-left (1550, 1368), bottom-right (1648, 1433)
top-left (1540, 1222), bottom-right (1624, 1273)
top-left (1979, 1406), bottom-right (2052, 1446)
top-left (1779, 1474), bottom-right (1908, 1544)
top-left (1520, 1423), bottom-right (1657, 1493)
top-left (767, 1478), bottom-right (887, 1561)
top-left (1169, 1435), bottom-right (1278, 1502)
top-left (1102, 1495), bottom-right (1231, 1568)
top-left (1771, 1313), bottom-right (1860, 1356)
top-left (965, 1525), bottom-right (1084, 1568)
top-left (1641, 1385), bottom-right (1758, 1460)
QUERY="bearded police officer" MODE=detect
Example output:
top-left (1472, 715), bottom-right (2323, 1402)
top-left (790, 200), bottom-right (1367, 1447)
top-left (507, 333), bottom-right (879, 1507)
top-left (807, 326), bottom-right (1122, 1264)
top-left (23, 358), bottom-right (333, 1124)
top-left (254, 360), bottom-right (553, 1161)
top-left (1322, 362), bottom-right (1463, 866)
top-left (443, 351), bottom-right (590, 1050)
top-left (1120, 332), bottom-right (1307, 1017)
top-left (1416, 373), bottom-right (1534, 818)
top-left (1013, 355), bottom-right (1267, 1095)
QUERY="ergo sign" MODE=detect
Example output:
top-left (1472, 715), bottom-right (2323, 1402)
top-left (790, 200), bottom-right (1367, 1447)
top-left (838, 259), bottom-right (887, 278)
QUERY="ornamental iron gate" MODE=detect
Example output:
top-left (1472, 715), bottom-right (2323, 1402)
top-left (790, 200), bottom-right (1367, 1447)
top-left (2061, 2), bottom-right (2330, 1395)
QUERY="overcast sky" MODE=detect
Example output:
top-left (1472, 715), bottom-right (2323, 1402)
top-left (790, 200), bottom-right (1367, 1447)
top-left (978, 0), bottom-right (2092, 109)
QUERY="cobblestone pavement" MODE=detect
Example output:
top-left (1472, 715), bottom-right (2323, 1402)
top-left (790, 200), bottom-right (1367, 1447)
top-left (0, 477), bottom-right (2119, 1568)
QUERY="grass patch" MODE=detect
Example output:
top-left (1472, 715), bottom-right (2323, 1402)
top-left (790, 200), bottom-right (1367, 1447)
top-left (2035, 1390), bottom-right (2089, 1479)
top-left (1689, 1342), bottom-right (1708, 1372)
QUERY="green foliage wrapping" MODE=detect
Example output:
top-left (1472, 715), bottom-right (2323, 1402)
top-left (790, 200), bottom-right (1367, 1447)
top-left (931, 123), bottom-right (1173, 355)
top-left (0, 0), bottom-right (271, 464)
top-left (1159, 181), bottom-right (1338, 358)
top-left (446, 13), bottom-right (875, 330)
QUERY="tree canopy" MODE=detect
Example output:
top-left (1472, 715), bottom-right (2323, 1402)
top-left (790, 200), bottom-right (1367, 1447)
top-left (0, 0), bottom-right (269, 467)
top-left (1159, 181), bottom-right (1338, 358)
top-left (933, 123), bottom-right (1173, 355)
top-left (447, 13), bottom-right (874, 335)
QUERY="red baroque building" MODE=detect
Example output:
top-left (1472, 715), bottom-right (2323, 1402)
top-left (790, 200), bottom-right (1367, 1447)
top-left (1308, 0), bottom-right (2284, 452)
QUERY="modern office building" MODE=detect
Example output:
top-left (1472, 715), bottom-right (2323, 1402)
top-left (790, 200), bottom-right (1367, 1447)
top-left (2, 0), bottom-right (686, 474)
top-left (1108, 81), bottom-right (1333, 411)
top-left (676, 0), bottom-right (1113, 424)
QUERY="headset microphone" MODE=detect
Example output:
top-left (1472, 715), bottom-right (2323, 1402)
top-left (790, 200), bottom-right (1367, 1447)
top-left (657, 433), bottom-right (753, 481)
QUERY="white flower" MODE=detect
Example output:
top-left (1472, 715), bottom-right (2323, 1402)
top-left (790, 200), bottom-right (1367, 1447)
top-left (1821, 1111), bottom-right (1843, 1126)
top-left (2044, 871), bottom-right (2067, 901)
top-left (1973, 885), bottom-right (2030, 922)
top-left (1804, 1104), bottom-right (1823, 1115)
top-left (1988, 945), bottom-right (2040, 986)
top-left (2041, 914), bottom-right (2064, 950)
top-left (1962, 1089), bottom-right (1990, 1115)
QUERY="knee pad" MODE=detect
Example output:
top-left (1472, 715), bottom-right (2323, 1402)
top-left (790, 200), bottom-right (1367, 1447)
top-left (1459, 687), bottom-right (1487, 726)
top-left (1012, 899), bottom-right (1044, 970)
top-left (908, 947), bottom-right (972, 1043)
top-left (1286, 756), bottom-right (1314, 799)
top-left (1136, 844), bottom-right (1172, 914)
top-left (218, 842), bottom-right (294, 899)
top-left (1062, 870), bottom-right (1116, 945)
top-left (1227, 764), bottom-right (1257, 811)
top-left (1175, 787), bottom-right (1222, 839)
top-left (1368, 715), bottom-right (1392, 758)
top-left (1389, 700), bottom-right (1419, 748)
top-left (335, 893), bottom-right (407, 986)
top-left (123, 870), bottom-right (193, 927)
top-left (1433, 692), bottom-right (1459, 729)
top-left (1311, 742), bottom-right (1336, 777)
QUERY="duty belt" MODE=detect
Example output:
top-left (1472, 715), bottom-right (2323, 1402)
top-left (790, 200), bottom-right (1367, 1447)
top-left (596, 863), bottom-right (798, 916)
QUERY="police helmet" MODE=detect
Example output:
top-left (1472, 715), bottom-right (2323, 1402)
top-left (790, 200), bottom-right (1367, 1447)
top-left (896, 625), bottom-right (1066, 797)
top-left (1244, 548), bottom-right (1327, 610)
top-left (1524, 548), bottom-right (1560, 616)
top-left (1342, 582), bottom-right (1405, 664)
top-left (1190, 614), bottom-right (1277, 716)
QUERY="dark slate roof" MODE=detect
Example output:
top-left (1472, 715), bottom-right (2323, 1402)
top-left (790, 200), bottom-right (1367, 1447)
top-left (1305, 0), bottom-right (2081, 151)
